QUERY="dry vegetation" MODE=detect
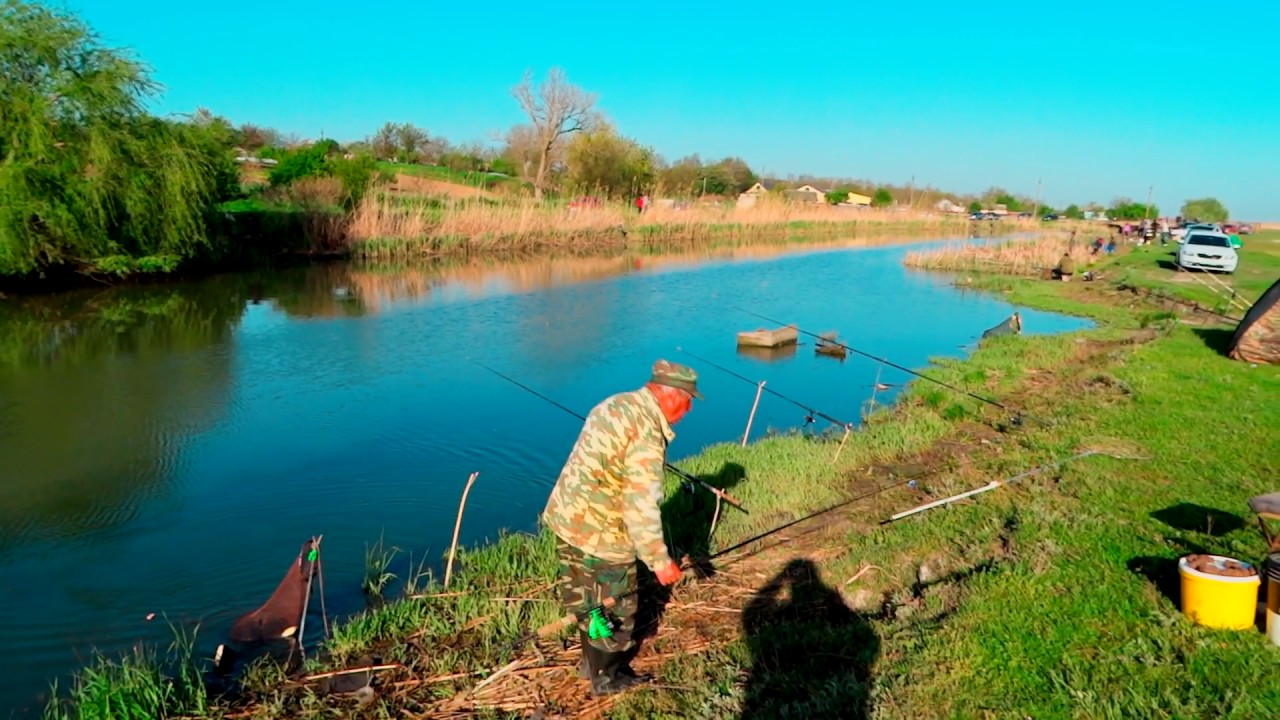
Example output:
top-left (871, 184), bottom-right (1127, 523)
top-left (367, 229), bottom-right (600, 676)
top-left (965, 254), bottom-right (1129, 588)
top-left (345, 193), bottom-right (1026, 258)
top-left (902, 229), bottom-right (1116, 275)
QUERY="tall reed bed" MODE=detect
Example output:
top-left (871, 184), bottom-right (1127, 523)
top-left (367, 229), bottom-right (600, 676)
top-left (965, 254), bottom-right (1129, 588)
top-left (345, 193), bottom-right (1002, 259)
top-left (902, 232), bottom-right (1095, 275)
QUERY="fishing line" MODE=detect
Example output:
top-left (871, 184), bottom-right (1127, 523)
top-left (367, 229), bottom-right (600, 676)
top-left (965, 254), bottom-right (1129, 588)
top-left (513, 469), bottom-right (927, 652)
top-left (470, 359), bottom-right (747, 512)
top-left (733, 308), bottom-right (1053, 427)
top-left (675, 346), bottom-right (852, 428)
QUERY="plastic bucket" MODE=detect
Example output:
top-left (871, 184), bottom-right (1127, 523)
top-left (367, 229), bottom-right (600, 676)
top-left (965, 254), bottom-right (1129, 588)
top-left (1178, 555), bottom-right (1260, 630)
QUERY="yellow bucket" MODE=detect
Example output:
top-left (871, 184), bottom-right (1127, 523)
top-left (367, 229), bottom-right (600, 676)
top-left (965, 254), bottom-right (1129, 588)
top-left (1178, 555), bottom-right (1260, 630)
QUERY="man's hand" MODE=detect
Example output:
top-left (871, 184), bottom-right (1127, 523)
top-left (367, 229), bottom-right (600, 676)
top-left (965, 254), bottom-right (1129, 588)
top-left (655, 561), bottom-right (682, 586)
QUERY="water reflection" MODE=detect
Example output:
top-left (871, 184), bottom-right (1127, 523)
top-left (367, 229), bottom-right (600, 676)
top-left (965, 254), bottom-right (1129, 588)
top-left (0, 284), bottom-right (247, 549)
top-left (736, 343), bottom-right (800, 363)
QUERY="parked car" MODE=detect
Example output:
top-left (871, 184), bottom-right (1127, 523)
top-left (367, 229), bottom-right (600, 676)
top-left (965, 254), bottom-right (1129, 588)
top-left (1041, 214), bottom-right (1059, 221)
top-left (1177, 232), bottom-right (1239, 273)
top-left (1239, 223), bottom-right (1254, 235)
top-left (1174, 222), bottom-right (1219, 243)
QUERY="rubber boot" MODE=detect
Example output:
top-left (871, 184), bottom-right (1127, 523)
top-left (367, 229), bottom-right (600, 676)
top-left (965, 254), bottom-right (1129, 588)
top-left (583, 641), bottom-right (649, 696)
top-left (577, 629), bottom-right (590, 679)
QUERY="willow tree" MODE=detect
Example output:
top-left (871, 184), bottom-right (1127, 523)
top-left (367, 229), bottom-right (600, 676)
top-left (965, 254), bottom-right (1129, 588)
top-left (0, 0), bottom-right (227, 277)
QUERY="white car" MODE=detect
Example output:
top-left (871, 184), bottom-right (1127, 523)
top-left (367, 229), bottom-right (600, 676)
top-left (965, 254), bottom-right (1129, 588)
top-left (1177, 231), bottom-right (1239, 273)
top-left (1173, 223), bottom-right (1219, 243)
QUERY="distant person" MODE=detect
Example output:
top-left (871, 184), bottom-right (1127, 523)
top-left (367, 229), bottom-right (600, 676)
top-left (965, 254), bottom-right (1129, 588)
top-left (1105, 238), bottom-right (1117, 254)
top-left (1053, 252), bottom-right (1075, 281)
top-left (1090, 237), bottom-right (1104, 256)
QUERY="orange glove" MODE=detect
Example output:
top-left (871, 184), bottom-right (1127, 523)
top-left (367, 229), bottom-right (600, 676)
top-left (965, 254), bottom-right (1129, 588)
top-left (655, 560), bottom-right (682, 586)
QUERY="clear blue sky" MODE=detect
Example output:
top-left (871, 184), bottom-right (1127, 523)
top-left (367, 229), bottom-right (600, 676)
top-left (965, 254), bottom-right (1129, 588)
top-left (62, 0), bottom-right (1279, 220)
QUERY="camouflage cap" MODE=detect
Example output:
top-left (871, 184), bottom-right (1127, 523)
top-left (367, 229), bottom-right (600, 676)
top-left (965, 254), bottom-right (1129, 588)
top-left (649, 359), bottom-right (703, 400)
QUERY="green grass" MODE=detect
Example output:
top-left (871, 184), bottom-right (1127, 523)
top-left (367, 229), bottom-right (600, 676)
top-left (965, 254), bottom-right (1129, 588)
top-left (1098, 229), bottom-right (1280, 315)
top-left (42, 622), bottom-right (209, 720)
top-left (375, 161), bottom-right (524, 191)
top-left (42, 239), bottom-right (1280, 718)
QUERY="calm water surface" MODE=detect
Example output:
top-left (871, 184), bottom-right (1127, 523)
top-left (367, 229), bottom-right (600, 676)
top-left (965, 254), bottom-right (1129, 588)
top-left (0, 236), bottom-right (1091, 715)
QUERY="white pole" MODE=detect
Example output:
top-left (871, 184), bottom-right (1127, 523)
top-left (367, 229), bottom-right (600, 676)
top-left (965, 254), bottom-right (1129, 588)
top-left (742, 380), bottom-right (766, 447)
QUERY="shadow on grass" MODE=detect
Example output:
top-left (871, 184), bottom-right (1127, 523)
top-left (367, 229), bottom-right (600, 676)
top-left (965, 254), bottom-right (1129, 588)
top-left (1192, 327), bottom-right (1238, 357)
top-left (1150, 503), bottom-right (1245, 537)
top-left (740, 558), bottom-right (878, 720)
top-left (1127, 555), bottom-right (1181, 607)
top-left (634, 462), bottom-right (746, 645)
top-left (661, 462), bottom-right (748, 581)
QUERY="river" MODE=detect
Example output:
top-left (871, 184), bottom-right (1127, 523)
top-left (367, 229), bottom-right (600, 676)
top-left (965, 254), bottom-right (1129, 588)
top-left (0, 234), bottom-right (1091, 715)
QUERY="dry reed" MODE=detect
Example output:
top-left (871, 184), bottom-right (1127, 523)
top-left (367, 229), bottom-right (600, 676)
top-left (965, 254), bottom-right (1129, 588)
top-left (902, 232), bottom-right (1100, 275)
top-left (345, 192), bottom-right (1011, 258)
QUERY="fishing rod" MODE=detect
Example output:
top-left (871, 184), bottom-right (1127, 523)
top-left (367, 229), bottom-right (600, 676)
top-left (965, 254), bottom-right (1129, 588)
top-left (516, 470), bottom-right (923, 649)
top-left (471, 360), bottom-right (746, 512)
top-left (734, 308), bottom-right (1053, 427)
top-left (675, 346), bottom-right (852, 428)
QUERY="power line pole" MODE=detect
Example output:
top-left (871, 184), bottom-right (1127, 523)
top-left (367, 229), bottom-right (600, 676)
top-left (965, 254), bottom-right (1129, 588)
top-left (1033, 178), bottom-right (1042, 218)
top-left (1145, 185), bottom-right (1154, 221)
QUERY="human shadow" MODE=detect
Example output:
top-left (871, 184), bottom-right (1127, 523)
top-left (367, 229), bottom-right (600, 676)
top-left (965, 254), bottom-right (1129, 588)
top-left (661, 461), bottom-right (748, 580)
top-left (1127, 555), bottom-right (1181, 607)
top-left (740, 558), bottom-right (878, 720)
top-left (633, 462), bottom-right (747, 646)
top-left (1192, 327), bottom-right (1238, 357)
top-left (1150, 503), bottom-right (1245, 537)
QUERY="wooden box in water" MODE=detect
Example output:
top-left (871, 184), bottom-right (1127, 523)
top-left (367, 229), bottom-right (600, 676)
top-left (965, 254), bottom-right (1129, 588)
top-left (736, 325), bottom-right (799, 348)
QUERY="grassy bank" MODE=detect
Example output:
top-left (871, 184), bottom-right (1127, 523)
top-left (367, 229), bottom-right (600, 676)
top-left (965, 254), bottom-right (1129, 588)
top-left (41, 235), bottom-right (1280, 719)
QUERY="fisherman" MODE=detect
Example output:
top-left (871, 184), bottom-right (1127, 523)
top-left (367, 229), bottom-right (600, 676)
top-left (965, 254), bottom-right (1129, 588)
top-left (540, 359), bottom-right (701, 696)
top-left (1053, 252), bottom-right (1075, 281)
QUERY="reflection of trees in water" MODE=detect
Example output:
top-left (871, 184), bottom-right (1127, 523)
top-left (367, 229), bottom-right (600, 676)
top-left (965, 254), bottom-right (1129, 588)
top-left (328, 236), bottom-right (882, 315)
top-left (0, 282), bottom-right (247, 549)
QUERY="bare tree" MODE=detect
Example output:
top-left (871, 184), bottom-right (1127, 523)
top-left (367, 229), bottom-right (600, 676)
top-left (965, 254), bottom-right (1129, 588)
top-left (511, 68), bottom-right (597, 200)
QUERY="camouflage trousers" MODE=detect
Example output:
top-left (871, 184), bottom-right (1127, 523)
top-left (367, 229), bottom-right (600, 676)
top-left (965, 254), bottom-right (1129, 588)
top-left (555, 535), bottom-right (638, 653)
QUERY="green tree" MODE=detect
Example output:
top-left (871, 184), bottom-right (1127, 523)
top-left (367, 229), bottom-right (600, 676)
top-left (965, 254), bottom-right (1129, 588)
top-left (695, 165), bottom-right (733, 196)
top-left (0, 0), bottom-right (230, 277)
top-left (1063, 204), bottom-right (1083, 219)
top-left (1180, 197), bottom-right (1229, 222)
top-left (993, 193), bottom-right (1022, 212)
top-left (268, 144), bottom-right (330, 187)
top-left (1107, 198), bottom-right (1158, 220)
top-left (660, 154), bottom-right (703, 197)
top-left (872, 188), bottom-right (893, 207)
top-left (714, 157), bottom-right (758, 194)
top-left (565, 124), bottom-right (657, 198)
top-left (968, 200), bottom-right (983, 213)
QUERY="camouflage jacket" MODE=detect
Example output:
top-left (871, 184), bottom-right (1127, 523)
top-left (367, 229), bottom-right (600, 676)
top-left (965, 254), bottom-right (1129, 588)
top-left (541, 387), bottom-right (675, 571)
